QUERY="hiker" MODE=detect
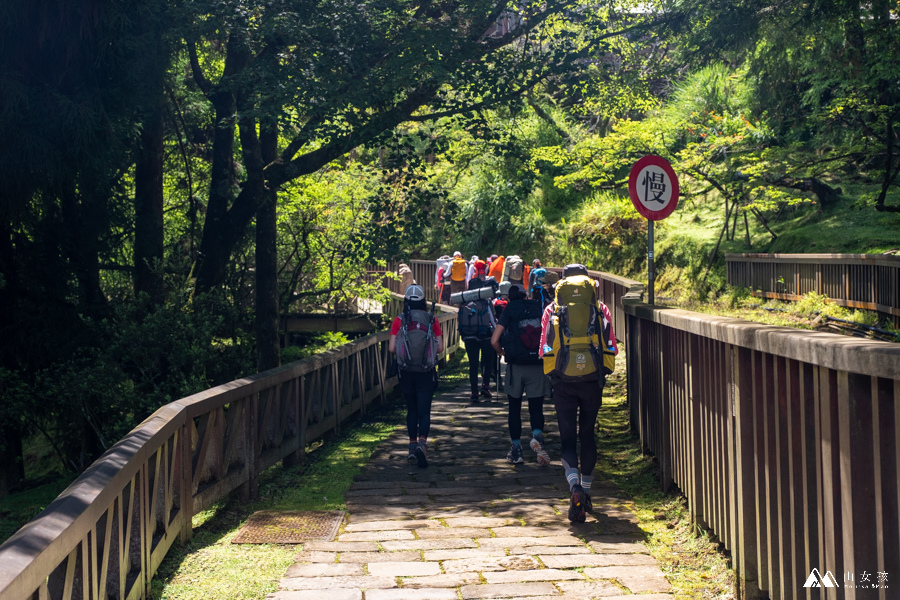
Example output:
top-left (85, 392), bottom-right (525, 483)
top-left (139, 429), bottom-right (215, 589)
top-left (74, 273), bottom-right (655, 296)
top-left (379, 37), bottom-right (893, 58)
top-left (540, 264), bottom-right (617, 523)
top-left (434, 255), bottom-right (452, 304)
top-left (502, 254), bottom-right (530, 288)
top-left (466, 255), bottom-right (480, 284)
top-left (449, 251), bottom-right (468, 296)
top-left (389, 285), bottom-right (444, 468)
top-left (528, 259), bottom-right (542, 291)
top-left (528, 260), bottom-right (548, 304)
top-left (538, 270), bottom-right (559, 309)
top-left (472, 259), bottom-right (499, 294)
top-left (491, 284), bottom-right (550, 465)
top-left (398, 262), bottom-right (415, 292)
top-left (487, 254), bottom-right (505, 281)
top-left (458, 260), bottom-right (496, 400)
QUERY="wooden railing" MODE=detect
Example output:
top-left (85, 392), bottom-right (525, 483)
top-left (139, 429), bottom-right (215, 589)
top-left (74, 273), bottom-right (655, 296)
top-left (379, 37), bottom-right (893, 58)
top-left (625, 298), bottom-right (900, 600)
top-left (0, 301), bottom-right (458, 600)
top-left (727, 253), bottom-right (900, 326)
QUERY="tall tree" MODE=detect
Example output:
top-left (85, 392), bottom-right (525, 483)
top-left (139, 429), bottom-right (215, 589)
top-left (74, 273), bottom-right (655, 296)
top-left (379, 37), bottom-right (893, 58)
top-left (179, 0), bottom-right (651, 293)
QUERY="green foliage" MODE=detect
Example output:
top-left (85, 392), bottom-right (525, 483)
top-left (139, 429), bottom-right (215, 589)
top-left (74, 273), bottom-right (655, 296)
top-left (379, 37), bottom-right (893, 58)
top-left (794, 291), bottom-right (845, 318)
top-left (562, 192), bottom-right (647, 275)
top-left (278, 164), bottom-right (393, 312)
top-left (718, 286), bottom-right (753, 309)
top-left (281, 333), bottom-right (351, 363)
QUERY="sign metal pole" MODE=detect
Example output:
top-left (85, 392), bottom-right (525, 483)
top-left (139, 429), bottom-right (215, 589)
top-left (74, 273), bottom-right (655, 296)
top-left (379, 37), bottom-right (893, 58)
top-left (628, 155), bottom-right (678, 308)
top-left (648, 220), bottom-right (654, 305)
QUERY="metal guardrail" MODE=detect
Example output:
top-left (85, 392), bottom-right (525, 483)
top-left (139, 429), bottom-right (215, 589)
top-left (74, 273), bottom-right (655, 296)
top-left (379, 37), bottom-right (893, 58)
top-left (625, 298), bottom-right (900, 600)
top-left (0, 301), bottom-right (459, 600)
top-left (726, 253), bottom-right (900, 326)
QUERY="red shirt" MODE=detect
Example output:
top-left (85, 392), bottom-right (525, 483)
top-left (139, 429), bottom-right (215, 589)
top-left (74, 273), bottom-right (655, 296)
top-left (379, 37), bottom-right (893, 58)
top-left (391, 316), bottom-right (443, 336)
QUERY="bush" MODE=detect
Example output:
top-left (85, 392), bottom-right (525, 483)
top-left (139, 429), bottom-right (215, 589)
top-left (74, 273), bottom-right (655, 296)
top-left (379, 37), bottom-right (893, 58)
top-left (718, 286), bottom-right (752, 308)
top-left (282, 333), bottom-right (351, 363)
top-left (564, 191), bottom-right (646, 275)
top-left (794, 291), bottom-right (843, 317)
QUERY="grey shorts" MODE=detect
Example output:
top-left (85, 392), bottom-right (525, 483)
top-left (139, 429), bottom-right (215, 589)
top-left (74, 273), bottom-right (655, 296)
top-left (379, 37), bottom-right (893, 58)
top-left (506, 362), bottom-right (552, 399)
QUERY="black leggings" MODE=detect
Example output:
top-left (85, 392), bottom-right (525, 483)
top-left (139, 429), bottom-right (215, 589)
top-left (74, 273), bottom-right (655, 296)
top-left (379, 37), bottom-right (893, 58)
top-left (400, 370), bottom-right (435, 440)
top-left (465, 340), bottom-right (495, 392)
top-left (556, 404), bottom-right (600, 477)
top-left (508, 395), bottom-right (545, 441)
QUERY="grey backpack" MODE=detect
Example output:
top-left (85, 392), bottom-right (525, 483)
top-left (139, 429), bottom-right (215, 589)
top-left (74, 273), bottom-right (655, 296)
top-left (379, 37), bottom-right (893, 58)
top-left (397, 307), bottom-right (439, 372)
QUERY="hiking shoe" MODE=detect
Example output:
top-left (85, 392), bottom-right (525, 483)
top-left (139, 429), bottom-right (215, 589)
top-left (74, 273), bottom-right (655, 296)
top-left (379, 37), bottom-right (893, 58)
top-left (506, 443), bottom-right (524, 464)
top-left (530, 434), bottom-right (551, 466)
top-left (583, 491), bottom-right (593, 514)
top-left (415, 442), bottom-right (428, 468)
top-left (470, 391), bottom-right (479, 402)
top-left (480, 385), bottom-right (492, 399)
top-left (407, 442), bottom-right (418, 463)
top-left (568, 484), bottom-right (587, 523)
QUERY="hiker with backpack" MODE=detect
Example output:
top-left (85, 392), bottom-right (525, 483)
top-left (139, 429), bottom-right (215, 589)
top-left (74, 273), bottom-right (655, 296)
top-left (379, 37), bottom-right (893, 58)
top-left (540, 264), bottom-right (618, 523)
top-left (502, 254), bottom-right (529, 287)
top-left (487, 254), bottom-right (505, 281)
top-left (491, 285), bottom-right (551, 465)
top-left (529, 259), bottom-right (548, 304)
top-left (453, 260), bottom-right (496, 400)
top-left (466, 255), bottom-right (480, 284)
top-left (449, 251), bottom-right (468, 296)
top-left (435, 255), bottom-right (452, 304)
top-left (538, 270), bottom-right (559, 309)
top-left (389, 285), bottom-right (444, 468)
top-left (398, 263), bottom-right (415, 292)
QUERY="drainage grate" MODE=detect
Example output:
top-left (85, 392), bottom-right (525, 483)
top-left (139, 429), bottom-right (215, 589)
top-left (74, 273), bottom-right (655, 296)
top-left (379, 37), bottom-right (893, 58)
top-left (231, 510), bottom-right (345, 544)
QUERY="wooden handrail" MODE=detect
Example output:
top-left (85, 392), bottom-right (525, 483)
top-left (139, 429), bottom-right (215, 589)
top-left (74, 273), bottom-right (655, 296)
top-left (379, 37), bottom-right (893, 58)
top-left (0, 302), bottom-right (459, 600)
top-left (624, 297), bottom-right (900, 599)
top-left (726, 252), bottom-right (900, 326)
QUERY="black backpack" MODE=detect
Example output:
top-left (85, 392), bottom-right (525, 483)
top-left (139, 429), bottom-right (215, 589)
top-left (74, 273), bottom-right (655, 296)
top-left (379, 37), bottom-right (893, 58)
top-left (501, 299), bottom-right (544, 364)
top-left (458, 298), bottom-right (495, 341)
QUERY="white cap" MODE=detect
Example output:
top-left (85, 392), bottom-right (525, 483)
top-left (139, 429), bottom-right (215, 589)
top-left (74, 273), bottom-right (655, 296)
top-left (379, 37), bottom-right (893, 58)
top-left (453, 251), bottom-right (462, 257)
top-left (404, 284), bottom-right (425, 301)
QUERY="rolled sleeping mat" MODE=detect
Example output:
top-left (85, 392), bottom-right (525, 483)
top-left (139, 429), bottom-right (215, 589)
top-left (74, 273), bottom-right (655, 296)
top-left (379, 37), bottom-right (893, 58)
top-left (450, 286), bottom-right (497, 304)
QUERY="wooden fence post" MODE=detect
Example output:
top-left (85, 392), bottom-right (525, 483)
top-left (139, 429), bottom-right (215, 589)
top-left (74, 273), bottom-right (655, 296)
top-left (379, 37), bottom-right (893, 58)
top-left (178, 422), bottom-right (193, 544)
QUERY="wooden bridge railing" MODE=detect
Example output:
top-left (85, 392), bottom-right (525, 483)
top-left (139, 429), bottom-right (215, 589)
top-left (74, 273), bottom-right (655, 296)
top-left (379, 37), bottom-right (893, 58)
top-left (726, 253), bottom-right (900, 326)
top-left (625, 298), bottom-right (900, 600)
top-left (0, 300), bottom-right (458, 600)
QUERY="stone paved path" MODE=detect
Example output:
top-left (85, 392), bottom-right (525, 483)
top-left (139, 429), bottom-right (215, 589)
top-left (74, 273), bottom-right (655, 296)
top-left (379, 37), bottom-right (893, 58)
top-left (268, 382), bottom-right (674, 600)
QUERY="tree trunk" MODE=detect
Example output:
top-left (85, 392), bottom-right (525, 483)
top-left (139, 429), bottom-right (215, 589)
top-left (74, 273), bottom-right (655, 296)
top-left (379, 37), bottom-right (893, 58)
top-left (193, 34), bottom-right (247, 293)
top-left (60, 180), bottom-right (106, 316)
top-left (194, 89), bottom-right (240, 293)
top-left (256, 126), bottom-right (281, 371)
top-left (134, 95), bottom-right (166, 306)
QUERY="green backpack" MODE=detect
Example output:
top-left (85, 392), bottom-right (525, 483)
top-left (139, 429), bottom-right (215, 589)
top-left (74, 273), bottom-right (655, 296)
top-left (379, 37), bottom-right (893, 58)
top-left (542, 275), bottom-right (615, 382)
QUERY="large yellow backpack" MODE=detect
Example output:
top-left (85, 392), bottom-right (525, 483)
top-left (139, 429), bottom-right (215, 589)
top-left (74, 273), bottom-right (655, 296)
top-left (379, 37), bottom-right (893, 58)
top-left (450, 257), bottom-right (467, 281)
top-left (543, 274), bottom-right (615, 381)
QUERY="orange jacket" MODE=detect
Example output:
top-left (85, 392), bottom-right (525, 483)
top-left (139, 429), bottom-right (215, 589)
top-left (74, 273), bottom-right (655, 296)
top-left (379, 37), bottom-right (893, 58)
top-left (487, 256), bottom-right (505, 280)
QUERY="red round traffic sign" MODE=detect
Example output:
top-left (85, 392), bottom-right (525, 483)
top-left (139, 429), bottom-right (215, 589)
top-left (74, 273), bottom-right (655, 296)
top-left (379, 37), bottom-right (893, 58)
top-left (628, 155), bottom-right (679, 221)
